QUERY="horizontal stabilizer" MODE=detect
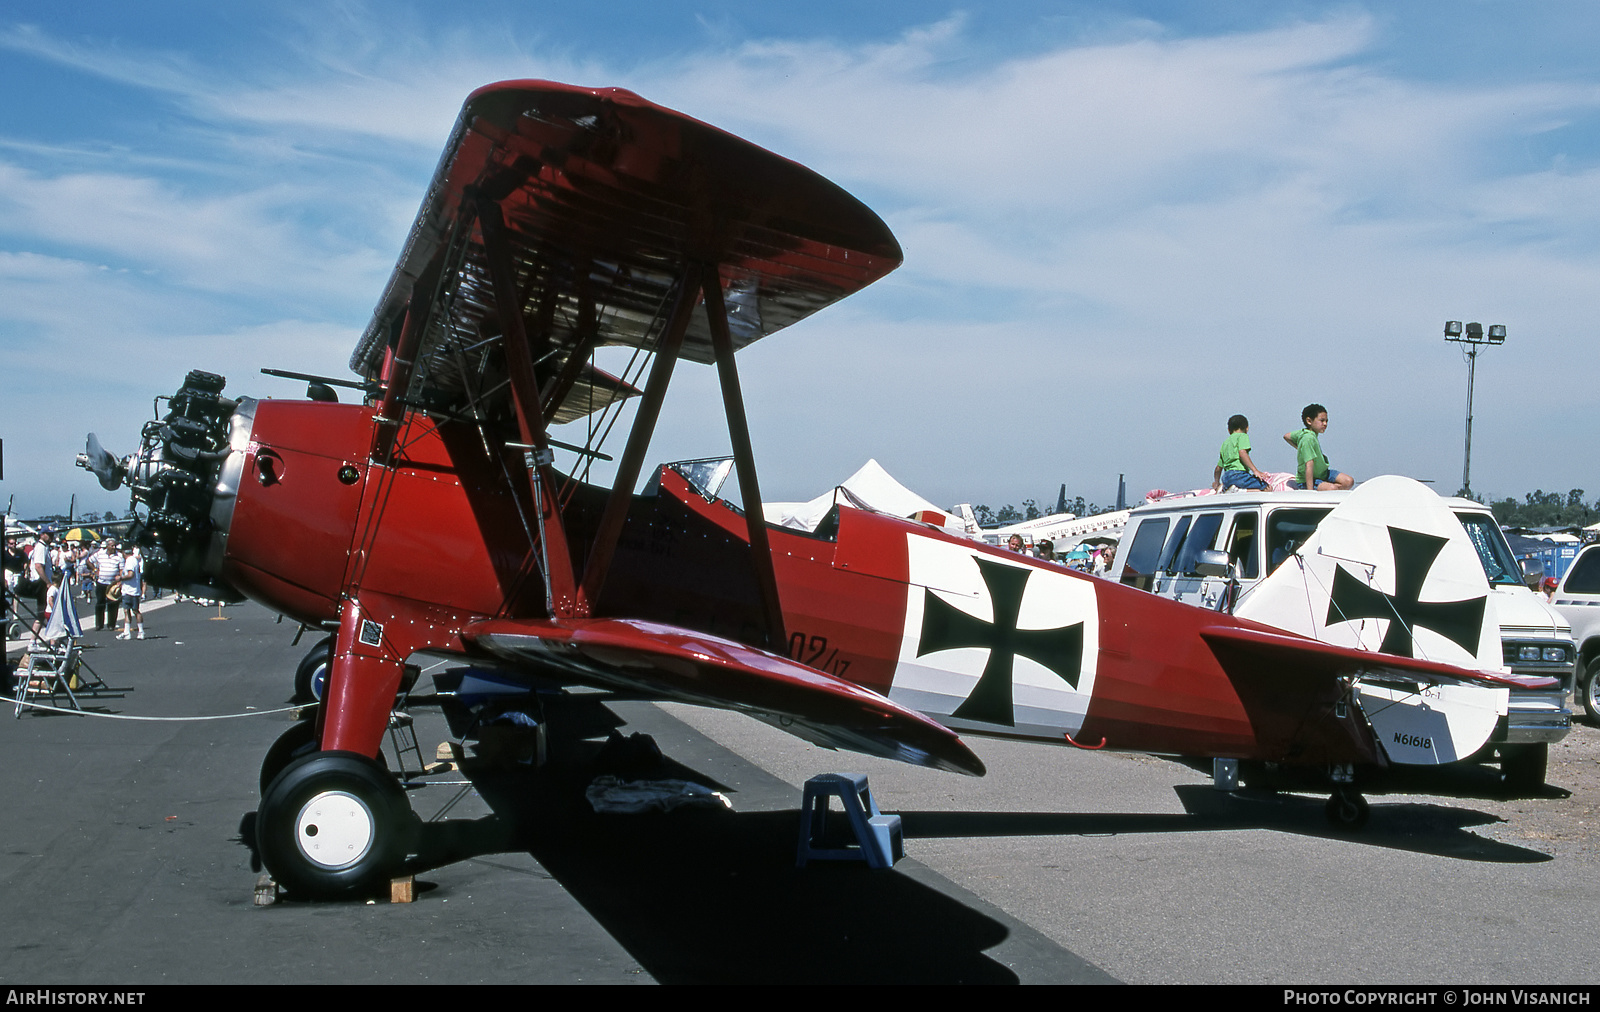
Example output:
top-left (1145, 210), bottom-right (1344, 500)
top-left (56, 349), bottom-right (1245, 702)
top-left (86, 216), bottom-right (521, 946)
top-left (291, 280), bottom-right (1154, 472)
top-left (1201, 623), bottom-right (1554, 765)
top-left (466, 616), bottom-right (985, 776)
top-left (1199, 624), bottom-right (1555, 691)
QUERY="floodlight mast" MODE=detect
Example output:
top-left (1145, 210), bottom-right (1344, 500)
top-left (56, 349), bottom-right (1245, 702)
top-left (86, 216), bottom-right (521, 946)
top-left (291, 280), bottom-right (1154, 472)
top-left (1442, 321), bottom-right (1506, 499)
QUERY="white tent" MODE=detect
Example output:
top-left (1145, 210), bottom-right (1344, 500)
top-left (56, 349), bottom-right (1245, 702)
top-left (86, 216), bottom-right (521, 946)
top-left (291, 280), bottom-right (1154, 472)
top-left (763, 459), bottom-right (963, 532)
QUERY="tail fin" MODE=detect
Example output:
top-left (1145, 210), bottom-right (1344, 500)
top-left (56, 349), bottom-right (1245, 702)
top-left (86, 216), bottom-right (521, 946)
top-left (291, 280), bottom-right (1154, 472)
top-left (1234, 475), bottom-right (1505, 763)
top-left (953, 503), bottom-right (980, 536)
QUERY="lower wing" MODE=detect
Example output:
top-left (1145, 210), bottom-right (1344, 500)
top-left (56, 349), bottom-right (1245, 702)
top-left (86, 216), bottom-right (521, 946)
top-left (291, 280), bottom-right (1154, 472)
top-left (465, 616), bottom-right (986, 776)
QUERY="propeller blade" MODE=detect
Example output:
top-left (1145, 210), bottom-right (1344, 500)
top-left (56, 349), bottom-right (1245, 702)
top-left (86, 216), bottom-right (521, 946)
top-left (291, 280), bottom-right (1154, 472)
top-left (83, 433), bottom-right (124, 491)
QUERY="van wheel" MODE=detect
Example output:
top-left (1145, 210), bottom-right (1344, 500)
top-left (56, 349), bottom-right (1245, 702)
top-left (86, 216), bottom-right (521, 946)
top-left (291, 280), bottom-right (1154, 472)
top-left (1582, 659), bottom-right (1600, 726)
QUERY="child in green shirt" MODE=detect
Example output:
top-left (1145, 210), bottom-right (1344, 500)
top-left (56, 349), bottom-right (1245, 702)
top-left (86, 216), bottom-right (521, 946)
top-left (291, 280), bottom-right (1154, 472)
top-left (1213, 414), bottom-right (1271, 491)
top-left (1283, 403), bottom-right (1355, 490)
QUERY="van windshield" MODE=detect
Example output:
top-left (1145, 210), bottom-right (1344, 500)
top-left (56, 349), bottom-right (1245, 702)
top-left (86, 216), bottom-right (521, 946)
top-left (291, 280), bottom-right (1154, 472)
top-left (1456, 513), bottom-right (1525, 586)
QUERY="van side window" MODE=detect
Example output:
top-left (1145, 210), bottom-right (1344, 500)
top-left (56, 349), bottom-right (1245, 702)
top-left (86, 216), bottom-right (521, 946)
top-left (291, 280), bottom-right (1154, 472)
top-left (1266, 508), bottom-right (1332, 573)
top-left (1226, 513), bottom-right (1259, 579)
top-left (1566, 549), bottom-right (1600, 594)
top-left (1156, 516), bottom-right (1192, 574)
top-left (1120, 519), bottom-right (1170, 592)
top-left (1176, 513), bottom-right (1225, 576)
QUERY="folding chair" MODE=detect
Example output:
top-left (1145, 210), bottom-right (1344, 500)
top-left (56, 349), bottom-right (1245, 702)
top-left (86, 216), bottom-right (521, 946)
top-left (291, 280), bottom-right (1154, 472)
top-left (14, 635), bottom-right (87, 716)
top-left (12, 578), bottom-right (108, 716)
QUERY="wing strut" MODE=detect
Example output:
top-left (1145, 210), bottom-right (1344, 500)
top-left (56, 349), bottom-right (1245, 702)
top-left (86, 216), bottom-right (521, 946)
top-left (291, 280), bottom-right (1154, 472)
top-left (578, 266), bottom-right (698, 612)
top-left (369, 249), bottom-right (449, 465)
top-left (540, 263), bottom-right (602, 426)
top-left (703, 266), bottom-right (787, 653)
top-left (476, 191), bottom-right (580, 617)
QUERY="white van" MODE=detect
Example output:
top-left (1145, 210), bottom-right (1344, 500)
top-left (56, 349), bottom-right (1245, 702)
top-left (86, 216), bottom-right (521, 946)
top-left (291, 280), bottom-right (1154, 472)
top-left (1110, 484), bottom-right (1574, 791)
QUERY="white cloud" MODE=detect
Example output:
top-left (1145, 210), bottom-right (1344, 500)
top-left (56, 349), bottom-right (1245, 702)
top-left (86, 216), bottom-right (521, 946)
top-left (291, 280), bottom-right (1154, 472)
top-left (3, 8), bottom-right (1599, 510)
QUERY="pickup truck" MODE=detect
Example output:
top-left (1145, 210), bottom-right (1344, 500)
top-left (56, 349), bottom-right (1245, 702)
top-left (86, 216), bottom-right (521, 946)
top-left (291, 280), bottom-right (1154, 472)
top-left (1109, 485), bottom-right (1574, 791)
top-left (1551, 543), bottom-right (1600, 723)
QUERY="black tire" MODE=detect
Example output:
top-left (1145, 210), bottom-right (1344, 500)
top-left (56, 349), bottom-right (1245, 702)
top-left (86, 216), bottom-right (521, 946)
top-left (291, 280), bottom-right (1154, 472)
top-left (1499, 743), bottom-right (1548, 796)
top-left (257, 751), bottom-right (414, 899)
top-left (293, 637), bottom-right (332, 704)
top-left (1324, 789), bottom-right (1369, 831)
top-left (1582, 658), bottom-right (1600, 726)
top-left (260, 721), bottom-right (319, 795)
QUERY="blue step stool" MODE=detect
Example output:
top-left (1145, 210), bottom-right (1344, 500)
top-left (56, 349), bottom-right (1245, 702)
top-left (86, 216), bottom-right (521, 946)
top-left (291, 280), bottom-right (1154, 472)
top-left (797, 773), bottom-right (903, 869)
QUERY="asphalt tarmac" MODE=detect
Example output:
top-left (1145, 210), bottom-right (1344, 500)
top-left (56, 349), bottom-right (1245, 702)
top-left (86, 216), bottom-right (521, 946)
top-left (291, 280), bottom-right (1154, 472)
top-left (2, 600), bottom-right (1597, 985)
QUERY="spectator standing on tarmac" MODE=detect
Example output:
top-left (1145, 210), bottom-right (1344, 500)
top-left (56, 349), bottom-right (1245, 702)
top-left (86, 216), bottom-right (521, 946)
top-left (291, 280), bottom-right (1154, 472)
top-left (90, 538), bottom-right (124, 632)
top-left (118, 548), bottom-right (145, 640)
top-left (26, 531), bottom-right (55, 637)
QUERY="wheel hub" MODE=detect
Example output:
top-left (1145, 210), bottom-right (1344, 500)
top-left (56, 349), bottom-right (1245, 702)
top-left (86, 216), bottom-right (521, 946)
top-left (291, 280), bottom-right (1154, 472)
top-left (294, 790), bottom-right (376, 869)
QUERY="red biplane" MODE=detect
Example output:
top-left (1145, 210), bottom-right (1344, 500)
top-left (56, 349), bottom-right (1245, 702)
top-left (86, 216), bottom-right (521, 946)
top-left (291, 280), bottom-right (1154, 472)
top-left (80, 81), bottom-right (1549, 899)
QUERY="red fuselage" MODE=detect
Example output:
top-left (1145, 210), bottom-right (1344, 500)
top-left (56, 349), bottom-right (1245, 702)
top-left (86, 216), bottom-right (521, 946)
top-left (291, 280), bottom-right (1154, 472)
top-left (220, 398), bottom-right (1379, 769)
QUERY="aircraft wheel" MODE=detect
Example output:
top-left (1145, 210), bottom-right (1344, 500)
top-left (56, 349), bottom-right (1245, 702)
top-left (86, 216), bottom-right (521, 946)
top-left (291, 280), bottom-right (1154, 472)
top-left (1324, 789), bottom-right (1369, 831)
top-left (260, 722), bottom-right (388, 794)
top-left (1581, 659), bottom-right (1600, 726)
top-left (292, 637), bottom-right (332, 704)
top-left (257, 751), bottom-right (414, 900)
top-left (259, 721), bottom-right (319, 794)
top-left (1499, 743), bottom-right (1548, 797)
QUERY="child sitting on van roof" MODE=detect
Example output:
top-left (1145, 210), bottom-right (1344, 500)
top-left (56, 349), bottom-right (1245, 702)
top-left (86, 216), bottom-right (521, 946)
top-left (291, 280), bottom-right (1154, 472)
top-left (1213, 414), bottom-right (1271, 492)
top-left (1283, 403), bottom-right (1355, 491)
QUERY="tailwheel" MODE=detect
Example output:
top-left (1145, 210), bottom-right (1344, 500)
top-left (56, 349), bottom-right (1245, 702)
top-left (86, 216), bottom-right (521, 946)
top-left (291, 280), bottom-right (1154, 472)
top-left (1324, 788), bottom-right (1369, 831)
top-left (257, 751), bottom-right (415, 899)
top-left (1498, 743), bottom-right (1548, 797)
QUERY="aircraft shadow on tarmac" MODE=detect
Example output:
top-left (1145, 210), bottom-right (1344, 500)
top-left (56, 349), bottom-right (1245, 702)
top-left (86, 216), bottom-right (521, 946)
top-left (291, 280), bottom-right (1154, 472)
top-left (896, 784), bottom-right (1549, 864)
top-left (239, 739), bottom-right (1540, 985)
top-left (242, 757), bottom-right (1059, 984)
top-left (235, 697), bottom-right (1543, 982)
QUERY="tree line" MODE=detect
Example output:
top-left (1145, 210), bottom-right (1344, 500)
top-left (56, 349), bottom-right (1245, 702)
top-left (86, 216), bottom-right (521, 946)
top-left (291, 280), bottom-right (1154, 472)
top-left (1483, 489), bottom-right (1600, 530)
top-left (972, 497), bottom-right (1109, 525)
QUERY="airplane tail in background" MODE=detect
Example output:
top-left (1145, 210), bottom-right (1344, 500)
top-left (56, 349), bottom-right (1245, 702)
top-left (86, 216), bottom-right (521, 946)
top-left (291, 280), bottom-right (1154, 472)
top-left (1235, 475), bottom-right (1507, 764)
top-left (953, 503), bottom-right (980, 536)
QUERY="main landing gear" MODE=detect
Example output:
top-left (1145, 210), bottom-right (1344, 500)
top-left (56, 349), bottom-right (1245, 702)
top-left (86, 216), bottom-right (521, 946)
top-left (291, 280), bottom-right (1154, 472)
top-left (256, 751), bottom-right (417, 899)
top-left (292, 636), bottom-right (332, 704)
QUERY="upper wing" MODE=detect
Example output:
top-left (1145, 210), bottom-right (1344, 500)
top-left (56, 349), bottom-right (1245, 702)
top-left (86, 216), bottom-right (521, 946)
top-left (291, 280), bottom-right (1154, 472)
top-left (465, 615), bottom-right (985, 776)
top-left (350, 80), bottom-right (903, 423)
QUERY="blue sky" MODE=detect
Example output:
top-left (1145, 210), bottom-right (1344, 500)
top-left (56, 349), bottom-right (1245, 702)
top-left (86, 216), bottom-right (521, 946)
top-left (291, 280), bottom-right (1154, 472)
top-left (3, 1), bottom-right (1599, 519)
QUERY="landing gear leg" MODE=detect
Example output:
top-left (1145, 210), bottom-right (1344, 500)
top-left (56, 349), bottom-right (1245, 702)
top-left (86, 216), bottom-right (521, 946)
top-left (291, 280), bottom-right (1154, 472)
top-left (257, 750), bottom-right (416, 899)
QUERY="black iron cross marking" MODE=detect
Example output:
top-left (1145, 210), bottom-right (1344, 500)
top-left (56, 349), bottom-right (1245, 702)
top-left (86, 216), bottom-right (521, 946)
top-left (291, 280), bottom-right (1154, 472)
top-left (1325, 526), bottom-right (1487, 658)
top-left (917, 557), bottom-right (1083, 726)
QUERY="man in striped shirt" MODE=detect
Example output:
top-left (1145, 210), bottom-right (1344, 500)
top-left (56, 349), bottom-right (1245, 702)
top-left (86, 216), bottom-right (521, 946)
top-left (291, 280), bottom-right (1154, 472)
top-left (90, 539), bottom-right (124, 632)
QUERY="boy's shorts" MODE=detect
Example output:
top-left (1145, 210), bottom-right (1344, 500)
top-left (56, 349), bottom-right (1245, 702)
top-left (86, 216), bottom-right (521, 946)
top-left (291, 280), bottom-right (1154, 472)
top-left (1220, 469), bottom-right (1269, 491)
top-left (1289, 467), bottom-right (1345, 490)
